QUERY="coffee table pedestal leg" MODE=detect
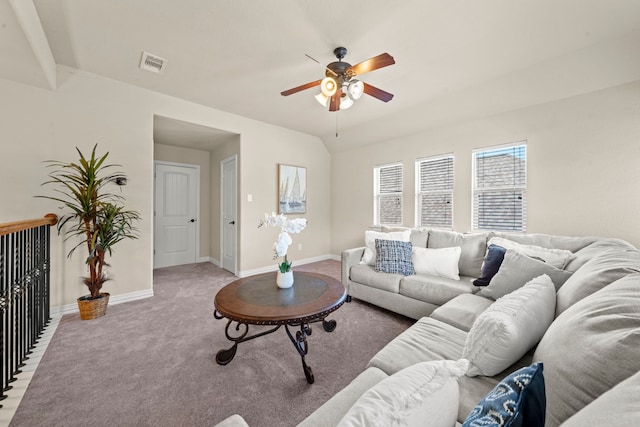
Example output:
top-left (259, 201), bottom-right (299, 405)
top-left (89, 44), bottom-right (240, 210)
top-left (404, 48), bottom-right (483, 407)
top-left (216, 344), bottom-right (238, 365)
top-left (214, 309), bottom-right (341, 384)
top-left (285, 323), bottom-right (315, 384)
top-left (322, 319), bottom-right (337, 332)
top-left (214, 313), bottom-right (282, 366)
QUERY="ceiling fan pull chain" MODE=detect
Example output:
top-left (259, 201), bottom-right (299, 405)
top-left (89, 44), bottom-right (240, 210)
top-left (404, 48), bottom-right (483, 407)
top-left (335, 113), bottom-right (339, 138)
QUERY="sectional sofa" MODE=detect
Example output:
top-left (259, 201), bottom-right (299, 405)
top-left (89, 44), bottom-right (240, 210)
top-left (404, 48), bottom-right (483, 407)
top-left (218, 228), bottom-right (640, 426)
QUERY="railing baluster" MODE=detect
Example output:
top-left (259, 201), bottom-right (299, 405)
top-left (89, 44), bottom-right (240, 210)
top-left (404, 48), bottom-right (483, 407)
top-left (0, 234), bottom-right (6, 404)
top-left (0, 216), bottom-right (56, 406)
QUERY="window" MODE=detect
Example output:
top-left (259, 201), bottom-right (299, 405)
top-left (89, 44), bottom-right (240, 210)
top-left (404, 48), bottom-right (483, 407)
top-left (472, 143), bottom-right (527, 231)
top-left (415, 155), bottom-right (454, 229)
top-left (374, 162), bottom-right (403, 225)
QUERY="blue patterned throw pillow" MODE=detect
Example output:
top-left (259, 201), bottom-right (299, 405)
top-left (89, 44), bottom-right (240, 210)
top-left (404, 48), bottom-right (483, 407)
top-left (463, 363), bottom-right (545, 427)
top-left (374, 239), bottom-right (414, 276)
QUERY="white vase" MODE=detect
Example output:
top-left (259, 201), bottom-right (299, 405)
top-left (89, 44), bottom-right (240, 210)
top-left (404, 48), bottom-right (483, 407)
top-left (276, 271), bottom-right (294, 288)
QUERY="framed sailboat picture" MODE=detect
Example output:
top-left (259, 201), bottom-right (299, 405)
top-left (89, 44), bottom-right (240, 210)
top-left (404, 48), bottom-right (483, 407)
top-left (278, 164), bottom-right (307, 214)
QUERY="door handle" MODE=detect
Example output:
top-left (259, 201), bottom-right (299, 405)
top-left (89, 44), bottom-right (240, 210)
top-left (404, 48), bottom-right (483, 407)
top-left (189, 219), bottom-right (196, 223)
top-left (229, 220), bottom-right (235, 225)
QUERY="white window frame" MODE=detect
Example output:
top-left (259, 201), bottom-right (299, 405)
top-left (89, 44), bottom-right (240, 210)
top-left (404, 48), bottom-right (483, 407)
top-left (373, 162), bottom-right (403, 226)
top-left (472, 142), bottom-right (527, 232)
top-left (415, 154), bottom-right (454, 229)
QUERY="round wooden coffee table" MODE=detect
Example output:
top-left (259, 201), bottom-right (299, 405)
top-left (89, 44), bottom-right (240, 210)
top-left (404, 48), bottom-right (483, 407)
top-left (213, 271), bottom-right (346, 384)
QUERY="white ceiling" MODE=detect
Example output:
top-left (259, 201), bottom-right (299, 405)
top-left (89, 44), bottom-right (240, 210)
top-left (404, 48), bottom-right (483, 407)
top-left (3, 0), bottom-right (640, 152)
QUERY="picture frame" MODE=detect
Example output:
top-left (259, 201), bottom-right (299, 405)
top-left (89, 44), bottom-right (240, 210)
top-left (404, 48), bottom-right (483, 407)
top-left (278, 164), bottom-right (306, 214)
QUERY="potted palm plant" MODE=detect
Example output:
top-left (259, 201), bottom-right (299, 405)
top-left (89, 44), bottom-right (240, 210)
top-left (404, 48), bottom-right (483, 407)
top-left (39, 144), bottom-right (140, 320)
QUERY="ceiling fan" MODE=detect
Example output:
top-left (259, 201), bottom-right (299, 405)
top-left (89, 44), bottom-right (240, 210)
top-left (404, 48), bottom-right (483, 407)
top-left (281, 47), bottom-right (395, 112)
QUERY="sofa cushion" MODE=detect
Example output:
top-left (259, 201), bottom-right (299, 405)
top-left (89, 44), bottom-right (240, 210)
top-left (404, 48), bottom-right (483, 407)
top-left (463, 275), bottom-right (555, 377)
top-left (381, 226), bottom-right (430, 248)
top-left (412, 246), bottom-right (461, 280)
top-left (560, 370), bottom-right (640, 427)
top-left (367, 317), bottom-right (466, 375)
top-left (297, 367), bottom-right (389, 427)
top-left (213, 415), bottom-right (250, 427)
top-left (563, 238), bottom-right (636, 272)
top-left (491, 232), bottom-right (597, 253)
top-left (410, 228), bottom-right (430, 248)
top-left (555, 248), bottom-right (640, 315)
top-left (472, 244), bottom-right (506, 286)
top-left (462, 363), bottom-right (546, 427)
top-left (375, 239), bottom-right (414, 276)
top-left (488, 236), bottom-right (575, 269)
top-left (338, 359), bottom-right (469, 427)
top-left (477, 249), bottom-right (573, 300)
top-left (399, 274), bottom-right (476, 306)
top-left (428, 230), bottom-right (488, 278)
top-left (533, 274), bottom-right (640, 426)
top-left (430, 294), bottom-right (494, 332)
top-left (349, 264), bottom-right (402, 293)
top-left (361, 229), bottom-right (410, 265)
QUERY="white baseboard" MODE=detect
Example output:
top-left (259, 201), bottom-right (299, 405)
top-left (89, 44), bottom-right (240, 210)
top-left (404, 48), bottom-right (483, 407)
top-left (199, 256), bottom-right (221, 267)
top-left (237, 254), bottom-right (337, 278)
top-left (328, 253), bottom-right (340, 261)
top-left (51, 254), bottom-right (339, 315)
top-left (51, 289), bottom-right (154, 317)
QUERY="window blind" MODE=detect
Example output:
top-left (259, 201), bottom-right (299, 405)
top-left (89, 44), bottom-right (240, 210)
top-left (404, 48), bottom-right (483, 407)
top-left (374, 163), bottom-right (403, 225)
top-left (473, 144), bottom-right (526, 232)
top-left (416, 155), bottom-right (453, 229)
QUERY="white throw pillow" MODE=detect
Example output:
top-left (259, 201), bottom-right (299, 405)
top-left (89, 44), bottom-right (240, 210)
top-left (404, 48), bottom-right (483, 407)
top-left (412, 246), bottom-right (462, 280)
top-left (337, 359), bottom-right (469, 427)
top-left (488, 237), bottom-right (574, 269)
top-left (361, 229), bottom-right (411, 266)
top-left (462, 274), bottom-right (556, 377)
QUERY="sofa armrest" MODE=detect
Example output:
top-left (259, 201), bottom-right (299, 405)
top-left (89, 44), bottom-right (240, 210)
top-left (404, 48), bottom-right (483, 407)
top-left (342, 247), bottom-right (365, 295)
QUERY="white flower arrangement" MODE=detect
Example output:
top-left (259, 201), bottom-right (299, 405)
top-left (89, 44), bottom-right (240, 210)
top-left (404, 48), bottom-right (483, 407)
top-left (259, 212), bottom-right (307, 272)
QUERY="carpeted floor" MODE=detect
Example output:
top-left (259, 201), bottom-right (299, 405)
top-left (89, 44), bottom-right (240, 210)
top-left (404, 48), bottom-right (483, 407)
top-left (9, 260), bottom-right (413, 427)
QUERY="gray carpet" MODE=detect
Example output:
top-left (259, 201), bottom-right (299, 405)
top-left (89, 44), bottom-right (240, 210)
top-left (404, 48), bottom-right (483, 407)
top-left (9, 260), bottom-right (413, 426)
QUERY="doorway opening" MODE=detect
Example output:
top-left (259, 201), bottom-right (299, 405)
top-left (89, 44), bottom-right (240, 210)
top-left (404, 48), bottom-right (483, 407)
top-left (152, 115), bottom-right (240, 272)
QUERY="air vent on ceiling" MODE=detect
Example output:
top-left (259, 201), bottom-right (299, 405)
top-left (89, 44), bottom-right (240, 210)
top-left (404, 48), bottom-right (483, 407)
top-left (139, 51), bottom-right (167, 74)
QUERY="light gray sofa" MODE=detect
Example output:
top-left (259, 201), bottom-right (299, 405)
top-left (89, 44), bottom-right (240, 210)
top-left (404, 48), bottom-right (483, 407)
top-left (218, 229), bottom-right (640, 426)
top-left (297, 230), bottom-right (640, 426)
top-left (341, 227), bottom-right (601, 320)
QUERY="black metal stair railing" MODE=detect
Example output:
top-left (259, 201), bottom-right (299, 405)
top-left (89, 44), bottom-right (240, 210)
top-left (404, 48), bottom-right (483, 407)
top-left (0, 215), bottom-right (56, 407)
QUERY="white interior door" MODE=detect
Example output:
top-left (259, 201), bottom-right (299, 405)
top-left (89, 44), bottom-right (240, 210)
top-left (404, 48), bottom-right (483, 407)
top-left (154, 162), bottom-right (199, 268)
top-left (221, 156), bottom-right (237, 274)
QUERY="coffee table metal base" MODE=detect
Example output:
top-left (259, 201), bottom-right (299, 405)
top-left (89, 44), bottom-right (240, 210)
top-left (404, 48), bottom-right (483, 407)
top-left (213, 311), bottom-right (337, 384)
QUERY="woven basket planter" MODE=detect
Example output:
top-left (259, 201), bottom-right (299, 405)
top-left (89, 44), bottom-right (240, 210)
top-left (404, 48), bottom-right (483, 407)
top-left (77, 293), bottom-right (110, 320)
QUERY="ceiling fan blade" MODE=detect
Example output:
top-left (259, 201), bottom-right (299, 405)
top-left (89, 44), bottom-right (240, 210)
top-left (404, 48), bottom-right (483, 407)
top-left (305, 53), bottom-right (338, 77)
top-left (281, 80), bottom-right (322, 96)
top-left (329, 88), bottom-right (342, 111)
top-left (348, 53), bottom-right (395, 76)
top-left (363, 82), bottom-right (394, 102)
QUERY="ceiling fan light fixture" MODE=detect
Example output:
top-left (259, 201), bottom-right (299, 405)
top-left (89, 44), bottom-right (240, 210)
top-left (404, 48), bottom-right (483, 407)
top-left (348, 80), bottom-right (364, 100)
top-left (315, 92), bottom-right (329, 107)
top-left (341, 96), bottom-right (354, 110)
top-left (320, 77), bottom-right (338, 97)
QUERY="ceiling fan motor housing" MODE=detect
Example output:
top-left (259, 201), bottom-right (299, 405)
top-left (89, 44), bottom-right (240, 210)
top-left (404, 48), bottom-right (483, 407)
top-left (327, 47), bottom-right (353, 82)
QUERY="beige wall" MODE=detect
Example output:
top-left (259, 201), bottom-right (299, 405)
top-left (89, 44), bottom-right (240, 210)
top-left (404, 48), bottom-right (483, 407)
top-left (0, 66), bottom-right (330, 308)
top-left (4, 61), bottom-right (637, 308)
top-left (331, 80), bottom-right (640, 253)
top-left (239, 133), bottom-right (332, 272)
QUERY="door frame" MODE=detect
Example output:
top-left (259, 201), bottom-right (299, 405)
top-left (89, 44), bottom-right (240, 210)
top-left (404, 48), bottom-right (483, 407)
top-left (220, 155), bottom-right (238, 275)
top-left (153, 160), bottom-right (201, 268)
